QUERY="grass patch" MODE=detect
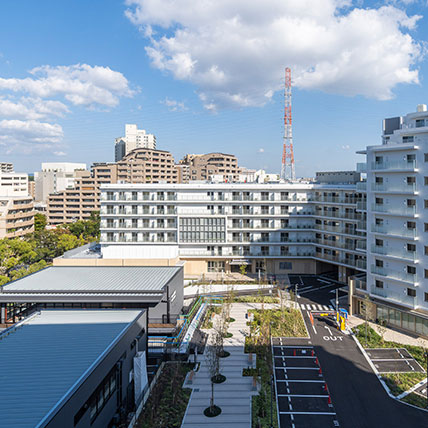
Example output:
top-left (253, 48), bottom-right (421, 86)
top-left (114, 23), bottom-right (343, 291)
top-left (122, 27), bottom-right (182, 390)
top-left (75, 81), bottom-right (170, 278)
top-left (249, 308), bottom-right (308, 339)
top-left (234, 295), bottom-right (279, 303)
top-left (225, 332), bottom-right (233, 338)
top-left (353, 324), bottom-right (427, 397)
top-left (401, 392), bottom-right (428, 409)
top-left (383, 373), bottom-right (426, 396)
top-left (227, 317), bottom-right (235, 323)
top-left (138, 362), bottom-right (194, 428)
top-left (201, 305), bottom-right (221, 329)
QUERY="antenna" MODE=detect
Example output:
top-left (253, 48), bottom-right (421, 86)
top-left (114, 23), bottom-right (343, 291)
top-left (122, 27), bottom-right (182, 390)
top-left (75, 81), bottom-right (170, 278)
top-left (280, 67), bottom-right (295, 180)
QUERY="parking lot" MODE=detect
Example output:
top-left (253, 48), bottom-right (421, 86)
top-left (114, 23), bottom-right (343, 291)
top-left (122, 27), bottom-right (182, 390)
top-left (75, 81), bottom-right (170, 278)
top-left (365, 348), bottom-right (425, 373)
top-left (272, 337), bottom-right (340, 428)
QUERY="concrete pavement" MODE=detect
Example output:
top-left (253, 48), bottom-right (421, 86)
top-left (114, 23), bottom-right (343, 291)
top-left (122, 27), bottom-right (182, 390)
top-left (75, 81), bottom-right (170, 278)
top-left (181, 303), bottom-right (257, 428)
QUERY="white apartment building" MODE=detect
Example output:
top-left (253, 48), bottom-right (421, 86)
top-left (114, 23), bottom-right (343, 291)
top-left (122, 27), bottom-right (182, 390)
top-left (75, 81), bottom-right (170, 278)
top-left (0, 170), bottom-right (34, 238)
top-left (115, 124), bottom-right (156, 161)
top-left (34, 162), bottom-right (87, 204)
top-left (99, 180), bottom-right (366, 281)
top-left (351, 104), bottom-right (428, 338)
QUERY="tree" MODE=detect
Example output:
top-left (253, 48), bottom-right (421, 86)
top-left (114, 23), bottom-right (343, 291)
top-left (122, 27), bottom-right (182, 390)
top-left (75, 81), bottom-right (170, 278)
top-left (34, 213), bottom-right (47, 232)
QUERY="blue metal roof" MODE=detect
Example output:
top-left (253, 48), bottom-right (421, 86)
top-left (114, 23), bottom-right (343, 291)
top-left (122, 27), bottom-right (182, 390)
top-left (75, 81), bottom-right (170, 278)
top-left (0, 309), bottom-right (143, 428)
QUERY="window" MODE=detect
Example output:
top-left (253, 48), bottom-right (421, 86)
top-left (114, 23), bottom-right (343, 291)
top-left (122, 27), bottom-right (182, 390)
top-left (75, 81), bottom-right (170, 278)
top-left (425, 246), bottom-right (428, 256)
top-left (407, 266), bottom-right (416, 275)
top-left (375, 176), bottom-right (383, 184)
top-left (407, 176), bottom-right (416, 184)
top-left (425, 223), bottom-right (428, 232)
top-left (425, 153), bottom-right (428, 162)
top-left (407, 244), bottom-right (416, 252)
top-left (375, 259), bottom-right (383, 267)
top-left (407, 199), bottom-right (416, 207)
top-left (407, 221), bottom-right (416, 230)
top-left (425, 200), bottom-right (428, 209)
top-left (375, 239), bottom-right (383, 247)
top-left (375, 280), bottom-right (383, 288)
top-left (375, 197), bottom-right (383, 205)
top-left (424, 269), bottom-right (428, 278)
top-left (425, 293), bottom-right (428, 302)
top-left (403, 136), bottom-right (414, 143)
top-left (407, 288), bottom-right (416, 297)
top-left (279, 262), bottom-right (292, 270)
top-left (416, 119), bottom-right (425, 128)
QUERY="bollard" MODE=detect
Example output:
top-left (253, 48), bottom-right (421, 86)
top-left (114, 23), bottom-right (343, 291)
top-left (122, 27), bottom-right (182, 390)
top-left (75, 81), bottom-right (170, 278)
top-left (319, 367), bottom-right (322, 374)
top-left (324, 383), bottom-right (328, 391)
top-left (315, 357), bottom-right (319, 366)
top-left (311, 349), bottom-right (314, 357)
top-left (328, 395), bottom-right (332, 405)
top-left (293, 349), bottom-right (296, 356)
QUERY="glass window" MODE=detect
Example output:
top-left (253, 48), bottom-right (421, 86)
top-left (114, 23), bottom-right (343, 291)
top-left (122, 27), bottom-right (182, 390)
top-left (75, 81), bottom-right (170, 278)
top-left (377, 306), bottom-right (388, 323)
top-left (388, 308), bottom-right (401, 327)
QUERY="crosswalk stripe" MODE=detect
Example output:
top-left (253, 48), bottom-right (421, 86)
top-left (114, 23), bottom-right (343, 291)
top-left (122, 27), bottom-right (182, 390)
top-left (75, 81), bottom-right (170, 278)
top-left (300, 304), bottom-right (306, 310)
top-left (322, 305), bottom-right (329, 310)
top-left (317, 305), bottom-right (323, 310)
top-left (312, 304), bottom-right (318, 310)
top-left (329, 305), bottom-right (334, 310)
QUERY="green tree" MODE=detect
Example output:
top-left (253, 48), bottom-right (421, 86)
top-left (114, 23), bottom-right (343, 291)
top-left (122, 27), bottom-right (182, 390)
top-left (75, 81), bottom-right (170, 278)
top-left (34, 213), bottom-right (47, 232)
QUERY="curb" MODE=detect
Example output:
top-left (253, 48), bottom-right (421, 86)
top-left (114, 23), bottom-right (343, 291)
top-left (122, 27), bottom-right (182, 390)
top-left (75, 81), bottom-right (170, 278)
top-left (351, 332), bottom-right (428, 413)
top-left (397, 377), bottom-right (427, 400)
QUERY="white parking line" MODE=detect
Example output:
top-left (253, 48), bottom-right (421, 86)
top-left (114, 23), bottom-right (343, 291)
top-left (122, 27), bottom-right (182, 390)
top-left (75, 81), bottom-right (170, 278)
top-left (277, 380), bottom-right (325, 383)
top-left (278, 394), bottom-right (329, 398)
top-left (279, 411), bottom-right (337, 415)
top-left (277, 367), bottom-right (320, 370)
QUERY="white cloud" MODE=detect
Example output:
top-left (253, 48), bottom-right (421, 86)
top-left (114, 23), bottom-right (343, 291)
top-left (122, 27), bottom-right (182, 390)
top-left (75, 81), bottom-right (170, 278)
top-left (0, 64), bottom-right (135, 107)
top-left (0, 63), bottom-right (135, 153)
top-left (258, 148), bottom-right (265, 153)
top-left (0, 96), bottom-right (69, 120)
top-left (125, 0), bottom-right (423, 110)
top-left (162, 97), bottom-right (188, 111)
top-left (342, 144), bottom-right (350, 150)
top-left (53, 151), bottom-right (67, 156)
top-left (0, 119), bottom-right (63, 153)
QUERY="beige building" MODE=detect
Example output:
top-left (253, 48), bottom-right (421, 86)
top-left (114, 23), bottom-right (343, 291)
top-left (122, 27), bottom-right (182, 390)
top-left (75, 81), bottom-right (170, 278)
top-left (93, 148), bottom-right (178, 184)
top-left (47, 171), bottom-right (100, 225)
top-left (0, 169), bottom-right (34, 239)
top-left (47, 149), bottom-right (178, 225)
top-left (179, 153), bottom-right (241, 182)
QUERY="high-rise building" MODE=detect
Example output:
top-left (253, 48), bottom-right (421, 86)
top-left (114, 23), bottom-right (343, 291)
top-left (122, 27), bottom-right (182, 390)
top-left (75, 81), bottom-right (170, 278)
top-left (34, 162), bottom-right (87, 204)
top-left (349, 104), bottom-right (428, 338)
top-left (115, 124), bottom-right (156, 161)
top-left (179, 153), bottom-right (241, 182)
top-left (0, 169), bottom-right (34, 238)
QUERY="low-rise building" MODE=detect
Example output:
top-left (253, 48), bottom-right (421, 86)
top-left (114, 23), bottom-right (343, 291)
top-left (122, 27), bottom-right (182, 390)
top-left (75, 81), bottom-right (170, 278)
top-left (0, 309), bottom-right (148, 428)
top-left (0, 162), bottom-right (14, 173)
top-left (0, 170), bottom-right (34, 238)
top-left (99, 180), bottom-right (366, 282)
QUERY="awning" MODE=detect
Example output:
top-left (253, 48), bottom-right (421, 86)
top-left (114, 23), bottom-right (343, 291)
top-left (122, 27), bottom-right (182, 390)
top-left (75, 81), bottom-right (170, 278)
top-left (230, 259), bottom-right (250, 266)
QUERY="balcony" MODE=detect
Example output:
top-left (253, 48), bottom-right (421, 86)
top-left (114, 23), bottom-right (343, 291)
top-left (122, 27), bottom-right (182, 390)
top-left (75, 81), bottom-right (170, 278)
top-left (372, 204), bottom-right (416, 217)
top-left (370, 265), bottom-right (417, 283)
top-left (356, 202), bottom-right (367, 211)
top-left (356, 181), bottom-right (367, 191)
top-left (371, 160), bottom-right (417, 171)
top-left (371, 224), bottom-right (416, 238)
top-left (371, 183), bottom-right (417, 194)
top-left (357, 163), bottom-right (367, 173)
top-left (370, 286), bottom-right (415, 308)
top-left (371, 245), bottom-right (416, 261)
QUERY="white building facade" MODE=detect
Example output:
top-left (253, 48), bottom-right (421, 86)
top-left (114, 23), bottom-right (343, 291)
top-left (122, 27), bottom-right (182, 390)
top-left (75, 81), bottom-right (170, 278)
top-left (115, 124), bottom-right (156, 161)
top-left (99, 182), bottom-right (366, 281)
top-left (351, 104), bottom-right (428, 337)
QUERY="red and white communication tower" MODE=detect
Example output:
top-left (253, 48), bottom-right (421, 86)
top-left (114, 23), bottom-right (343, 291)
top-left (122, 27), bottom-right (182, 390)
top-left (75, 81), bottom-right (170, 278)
top-left (280, 67), bottom-right (295, 181)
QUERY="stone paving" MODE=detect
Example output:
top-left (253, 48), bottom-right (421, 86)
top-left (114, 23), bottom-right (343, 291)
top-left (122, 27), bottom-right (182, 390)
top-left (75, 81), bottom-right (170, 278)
top-left (348, 315), bottom-right (428, 347)
top-left (181, 303), bottom-right (258, 428)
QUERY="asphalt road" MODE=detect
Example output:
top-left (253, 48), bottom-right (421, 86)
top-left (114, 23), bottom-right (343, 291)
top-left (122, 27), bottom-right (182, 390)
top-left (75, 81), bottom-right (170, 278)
top-left (295, 277), bottom-right (428, 428)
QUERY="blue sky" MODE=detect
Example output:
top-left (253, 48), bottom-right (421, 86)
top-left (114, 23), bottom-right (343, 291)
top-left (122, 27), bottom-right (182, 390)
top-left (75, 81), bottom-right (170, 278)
top-left (0, 0), bottom-right (428, 177)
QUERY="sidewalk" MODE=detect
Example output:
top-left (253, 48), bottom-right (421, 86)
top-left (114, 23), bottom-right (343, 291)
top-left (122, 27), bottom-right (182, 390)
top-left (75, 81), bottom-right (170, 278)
top-left (181, 303), bottom-right (257, 428)
top-left (348, 315), bottom-right (428, 347)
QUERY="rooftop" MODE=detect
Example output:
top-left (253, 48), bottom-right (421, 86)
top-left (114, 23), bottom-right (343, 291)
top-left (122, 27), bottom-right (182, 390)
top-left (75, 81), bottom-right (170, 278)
top-left (0, 266), bottom-right (182, 303)
top-left (0, 309), bottom-right (144, 428)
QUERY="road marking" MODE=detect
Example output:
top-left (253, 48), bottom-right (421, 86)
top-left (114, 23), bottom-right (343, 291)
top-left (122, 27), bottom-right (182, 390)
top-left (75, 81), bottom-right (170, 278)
top-left (324, 325), bottom-right (333, 335)
top-left (277, 380), bottom-right (325, 383)
top-left (328, 305), bottom-right (334, 310)
top-left (300, 303), bottom-right (306, 310)
top-left (277, 367), bottom-right (320, 370)
top-left (279, 411), bottom-right (337, 415)
top-left (300, 283), bottom-right (336, 294)
top-left (299, 275), bottom-right (304, 285)
top-left (322, 305), bottom-right (329, 310)
top-left (278, 394), bottom-right (329, 398)
top-left (274, 345), bottom-right (314, 349)
top-left (317, 304), bottom-right (323, 310)
top-left (323, 336), bottom-right (344, 341)
top-left (318, 279), bottom-right (330, 284)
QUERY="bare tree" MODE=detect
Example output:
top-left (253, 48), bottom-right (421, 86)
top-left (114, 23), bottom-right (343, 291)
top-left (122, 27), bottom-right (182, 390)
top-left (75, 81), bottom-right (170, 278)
top-left (205, 342), bottom-right (221, 413)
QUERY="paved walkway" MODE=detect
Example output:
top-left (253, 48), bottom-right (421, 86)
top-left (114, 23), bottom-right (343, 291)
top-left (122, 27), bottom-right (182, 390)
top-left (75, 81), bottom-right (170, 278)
top-left (348, 315), bottom-right (428, 347)
top-left (181, 303), bottom-right (257, 428)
